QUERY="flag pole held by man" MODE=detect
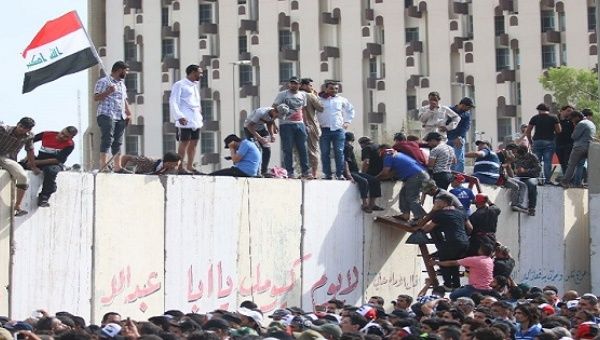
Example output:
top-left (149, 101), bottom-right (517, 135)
top-left (21, 11), bottom-right (103, 93)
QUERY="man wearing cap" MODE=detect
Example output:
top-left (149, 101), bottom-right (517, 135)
top-left (0, 117), bottom-right (39, 216)
top-left (318, 82), bottom-right (355, 180)
top-left (310, 323), bottom-right (342, 340)
top-left (525, 103), bottom-right (561, 184)
top-left (170, 64), bottom-right (204, 174)
top-left (209, 134), bottom-right (260, 177)
top-left (393, 132), bottom-right (427, 166)
top-left (515, 123), bottom-right (530, 149)
top-left (376, 145), bottom-right (429, 222)
top-left (466, 140), bottom-right (500, 185)
top-left (203, 318), bottom-right (231, 340)
top-left (425, 132), bottom-right (456, 189)
top-left (94, 61), bottom-right (132, 173)
top-left (561, 110), bottom-right (596, 187)
top-left (300, 78), bottom-right (325, 178)
top-left (273, 77), bottom-right (311, 178)
top-left (555, 105), bottom-right (575, 176)
top-left (268, 309), bottom-right (291, 321)
top-left (447, 97), bottom-right (475, 172)
top-left (418, 91), bottom-right (461, 138)
top-left (358, 137), bottom-right (383, 176)
top-left (244, 105), bottom-right (286, 175)
top-left (467, 194), bottom-right (501, 256)
top-left (449, 174), bottom-right (475, 214)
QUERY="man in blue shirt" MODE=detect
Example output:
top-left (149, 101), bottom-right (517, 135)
top-left (210, 134), bottom-right (260, 177)
top-left (447, 97), bottom-right (475, 173)
top-left (376, 145), bottom-right (429, 222)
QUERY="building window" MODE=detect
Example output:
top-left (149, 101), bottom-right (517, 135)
top-left (199, 4), bottom-right (213, 24)
top-left (558, 12), bottom-right (566, 31)
top-left (495, 48), bottom-right (510, 71)
top-left (126, 135), bottom-right (140, 156)
top-left (466, 15), bottom-right (474, 38)
top-left (279, 62), bottom-right (294, 83)
top-left (163, 134), bottom-right (176, 154)
top-left (239, 65), bottom-right (253, 86)
top-left (404, 0), bottom-right (413, 8)
top-left (124, 42), bottom-right (137, 61)
top-left (560, 43), bottom-right (567, 65)
top-left (407, 95), bottom-right (417, 111)
top-left (497, 118), bottom-right (512, 142)
top-left (162, 103), bottom-right (170, 123)
top-left (239, 35), bottom-right (248, 54)
top-left (279, 30), bottom-right (293, 51)
top-left (516, 82), bottom-right (521, 106)
top-left (161, 7), bottom-right (169, 27)
top-left (494, 16), bottom-right (505, 35)
top-left (369, 57), bottom-right (378, 78)
top-left (200, 132), bottom-right (216, 154)
top-left (162, 39), bottom-right (175, 59)
top-left (200, 74), bottom-right (208, 88)
top-left (201, 100), bottom-right (214, 121)
top-left (405, 27), bottom-right (419, 44)
top-left (514, 49), bottom-right (520, 70)
top-left (542, 45), bottom-right (556, 69)
top-left (125, 74), bottom-right (138, 93)
top-left (589, 7), bottom-right (596, 32)
top-left (541, 10), bottom-right (555, 32)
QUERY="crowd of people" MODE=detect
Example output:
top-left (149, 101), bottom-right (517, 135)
top-left (1, 283), bottom-right (600, 340)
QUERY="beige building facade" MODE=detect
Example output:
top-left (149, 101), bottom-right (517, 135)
top-left (85, 0), bottom-right (599, 171)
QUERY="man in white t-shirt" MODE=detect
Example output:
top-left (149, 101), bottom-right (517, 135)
top-left (243, 104), bottom-right (288, 174)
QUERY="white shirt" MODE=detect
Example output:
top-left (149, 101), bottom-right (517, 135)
top-left (317, 95), bottom-right (355, 131)
top-left (170, 78), bottom-right (203, 130)
top-left (418, 105), bottom-right (460, 137)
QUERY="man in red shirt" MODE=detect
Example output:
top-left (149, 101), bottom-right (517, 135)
top-left (23, 126), bottom-right (77, 207)
top-left (392, 132), bottom-right (427, 166)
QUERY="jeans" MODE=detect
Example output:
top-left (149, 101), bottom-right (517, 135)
top-left (448, 138), bottom-right (465, 173)
top-left (574, 160), bottom-right (586, 185)
top-left (504, 177), bottom-right (527, 208)
top-left (563, 147), bottom-right (588, 185)
top-left (319, 128), bottom-right (345, 178)
top-left (555, 142), bottom-right (573, 175)
top-left (400, 171), bottom-right (429, 219)
top-left (244, 128), bottom-right (271, 174)
top-left (39, 165), bottom-right (63, 198)
top-left (350, 172), bottom-right (381, 199)
top-left (432, 172), bottom-right (453, 190)
top-left (517, 177), bottom-right (538, 209)
top-left (0, 156), bottom-right (29, 189)
top-left (280, 123), bottom-right (309, 177)
top-left (209, 166), bottom-right (252, 177)
top-left (532, 139), bottom-right (555, 183)
top-left (437, 241), bottom-right (468, 288)
top-left (97, 115), bottom-right (126, 154)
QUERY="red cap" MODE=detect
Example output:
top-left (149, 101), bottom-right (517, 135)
top-left (538, 303), bottom-right (555, 315)
top-left (474, 194), bottom-right (487, 204)
top-left (576, 322), bottom-right (599, 339)
top-left (453, 174), bottom-right (465, 183)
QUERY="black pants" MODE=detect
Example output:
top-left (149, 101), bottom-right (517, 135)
top-left (209, 167), bottom-right (251, 177)
top-left (244, 128), bottom-right (270, 174)
top-left (432, 172), bottom-right (453, 190)
top-left (39, 165), bottom-right (63, 199)
top-left (555, 143), bottom-right (573, 175)
top-left (517, 177), bottom-right (538, 209)
top-left (350, 172), bottom-right (381, 199)
top-left (437, 241), bottom-right (468, 288)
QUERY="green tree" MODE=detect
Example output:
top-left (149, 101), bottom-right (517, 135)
top-left (539, 66), bottom-right (600, 130)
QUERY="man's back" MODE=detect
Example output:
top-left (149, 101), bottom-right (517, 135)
top-left (384, 152), bottom-right (425, 180)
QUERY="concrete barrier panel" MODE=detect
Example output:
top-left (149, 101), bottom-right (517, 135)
top-left (563, 189), bottom-right (590, 293)
top-left (0, 171), bottom-right (11, 315)
top-left (364, 182), bottom-right (422, 304)
top-left (164, 176), bottom-right (244, 313)
top-left (239, 178), bottom-right (303, 312)
top-left (302, 181), bottom-right (364, 309)
top-left (590, 193), bottom-right (600, 293)
top-left (94, 174), bottom-right (165, 322)
top-left (10, 172), bottom-right (93, 320)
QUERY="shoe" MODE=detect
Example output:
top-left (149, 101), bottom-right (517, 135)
top-left (528, 208), bottom-right (536, 216)
top-left (511, 205), bottom-right (528, 213)
top-left (14, 209), bottom-right (28, 217)
top-left (322, 176), bottom-right (333, 180)
top-left (361, 206), bottom-right (373, 213)
top-left (336, 175), bottom-right (347, 180)
top-left (371, 205), bottom-right (385, 211)
top-left (178, 169), bottom-right (193, 175)
top-left (114, 168), bottom-right (133, 174)
top-left (37, 196), bottom-right (50, 208)
top-left (301, 174), bottom-right (315, 180)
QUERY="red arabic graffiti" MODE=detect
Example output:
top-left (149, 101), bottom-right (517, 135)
top-left (310, 266), bottom-right (360, 308)
top-left (99, 266), bottom-right (162, 311)
top-left (371, 272), bottom-right (420, 290)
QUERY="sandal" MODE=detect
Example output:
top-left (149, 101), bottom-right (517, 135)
top-left (14, 209), bottom-right (28, 217)
top-left (361, 206), bottom-right (373, 213)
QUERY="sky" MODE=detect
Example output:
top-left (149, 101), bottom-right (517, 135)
top-left (0, 1), bottom-right (88, 165)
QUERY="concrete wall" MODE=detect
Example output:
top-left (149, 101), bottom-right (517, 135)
top-left (0, 169), bottom-right (593, 322)
top-left (588, 143), bottom-right (600, 293)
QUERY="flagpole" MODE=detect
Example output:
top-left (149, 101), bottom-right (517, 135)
top-left (73, 10), bottom-right (110, 78)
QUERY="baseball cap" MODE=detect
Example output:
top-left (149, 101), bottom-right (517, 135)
top-left (269, 309), bottom-right (291, 319)
top-left (356, 305), bottom-right (377, 320)
top-left (310, 323), bottom-right (342, 340)
top-left (536, 103), bottom-right (550, 112)
top-left (475, 140), bottom-right (491, 148)
top-left (576, 322), bottom-right (599, 339)
top-left (386, 310), bottom-right (410, 319)
top-left (101, 323), bottom-right (122, 338)
top-left (300, 78), bottom-right (313, 85)
top-left (474, 194), bottom-right (488, 204)
top-left (537, 303), bottom-right (555, 315)
top-left (237, 307), bottom-right (263, 325)
top-left (288, 307), bottom-right (305, 315)
top-left (453, 174), bottom-right (465, 183)
top-left (224, 134), bottom-right (241, 148)
top-left (459, 97), bottom-right (475, 108)
top-left (566, 300), bottom-right (579, 310)
top-left (288, 77), bottom-right (300, 83)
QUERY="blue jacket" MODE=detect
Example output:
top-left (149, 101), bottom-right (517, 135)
top-left (447, 105), bottom-right (471, 140)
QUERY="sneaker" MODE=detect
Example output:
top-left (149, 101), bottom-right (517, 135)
top-left (301, 174), bottom-right (315, 180)
top-left (322, 176), bottom-right (333, 180)
top-left (336, 175), bottom-right (347, 180)
top-left (14, 209), bottom-right (28, 217)
top-left (114, 168), bottom-right (133, 174)
top-left (528, 208), bottom-right (536, 216)
top-left (511, 205), bottom-right (528, 213)
top-left (361, 206), bottom-right (373, 213)
top-left (38, 196), bottom-right (50, 208)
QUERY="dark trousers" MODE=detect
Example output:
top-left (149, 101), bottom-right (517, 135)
top-left (437, 241), bottom-right (468, 288)
top-left (432, 172), bottom-right (453, 190)
top-left (555, 143), bottom-right (573, 175)
top-left (350, 172), bottom-right (381, 199)
top-left (244, 128), bottom-right (270, 174)
top-left (97, 115), bottom-right (126, 154)
top-left (39, 165), bottom-right (63, 198)
top-left (517, 177), bottom-right (538, 209)
top-left (210, 166), bottom-right (251, 177)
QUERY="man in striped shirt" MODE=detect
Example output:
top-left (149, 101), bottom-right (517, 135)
top-left (466, 140), bottom-right (500, 185)
top-left (425, 132), bottom-right (456, 189)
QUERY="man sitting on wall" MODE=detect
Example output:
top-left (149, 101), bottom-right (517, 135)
top-left (120, 151), bottom-right (182, 175)
top-left (209, 134), bottom-right (260, 178)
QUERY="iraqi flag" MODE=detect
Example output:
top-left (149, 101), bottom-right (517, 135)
top-left (22, 11), bottom-right (98, 93)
